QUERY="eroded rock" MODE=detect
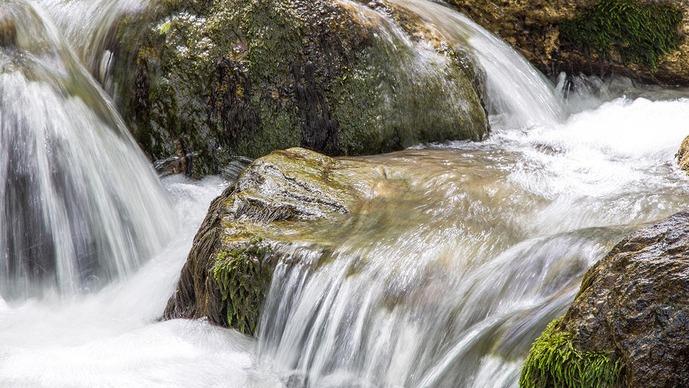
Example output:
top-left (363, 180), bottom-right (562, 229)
top-left (677, 135), bottom-right (689, 172)
top-left (521, 212), bottom-right (689, 387)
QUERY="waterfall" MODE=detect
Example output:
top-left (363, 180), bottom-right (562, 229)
top-left (1, 0), bottom-right (689, 386)
top-left (387, 0), bottom-right (566, 128)
top-left (0, 0), bottom-right (174, 299)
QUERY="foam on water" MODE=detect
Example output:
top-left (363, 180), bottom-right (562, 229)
top-left (0, 177), bottom-right (283, 388)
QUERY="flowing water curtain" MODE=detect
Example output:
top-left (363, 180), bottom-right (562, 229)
top-left (0, 0), bottom-right (174, 299)
top-left (388, 0), bottom-right (566, 129)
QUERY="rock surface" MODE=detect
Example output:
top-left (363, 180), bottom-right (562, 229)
top-left (110, 0), bottom-right (489, 176)
top-left (521, 211), bottom-right (689, 387)
top-left (449, 0), bottom-right (689, 86)
top-left (677, 135), bottom-right (689, 172)
top-left (163, 147), bottom-right (378, 334)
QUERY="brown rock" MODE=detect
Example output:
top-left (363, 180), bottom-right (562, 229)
top-left (557, 212), bottom-right (689, 387)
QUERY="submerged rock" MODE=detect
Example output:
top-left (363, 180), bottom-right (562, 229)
top-left (449, 0), bottom-right (689, 86)
top-left (110, 0), bottom-right (489, 176)
top-left (521, 212), bottom-right (689, 387)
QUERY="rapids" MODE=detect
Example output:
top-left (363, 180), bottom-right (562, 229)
top-left (1, 0), bottom-right (689, 387)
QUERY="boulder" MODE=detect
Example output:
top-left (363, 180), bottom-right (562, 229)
top-left (163, 147), bottom-right (379, 334)
top-left (110, 0), bottom-right (489, 176)
top-left (521, 212), bottom-right (689, 387)
top-left (448, 0), bottom-right (689, 86)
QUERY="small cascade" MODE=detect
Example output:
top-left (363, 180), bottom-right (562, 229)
top-left (0, 0), bottom-right (174, 299)
top-left (387, 0), bottom-right (566, 128)
top-left (35, 0), bottom-right (147, 77)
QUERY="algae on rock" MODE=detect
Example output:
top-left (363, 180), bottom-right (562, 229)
top-left (520, 319), bottom-right (622, 388)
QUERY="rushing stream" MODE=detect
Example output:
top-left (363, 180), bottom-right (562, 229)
top-left (2, 0), bottom-right (689, 387)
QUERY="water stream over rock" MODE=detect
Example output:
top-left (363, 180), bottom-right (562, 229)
top-left (1, 0), bottom-right (689, 387)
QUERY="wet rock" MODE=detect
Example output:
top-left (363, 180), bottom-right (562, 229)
top-left (448, 0), bottom-right (689, 86)
top-left (110, 0), bottom-right (489, 176)
top-left (163, 148), bottom-right (374, 334)
top-left (521, 212), bottom-right (689, 387)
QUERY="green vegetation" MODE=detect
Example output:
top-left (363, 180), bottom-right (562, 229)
top-left (560, 0), bottom-right (683, 68)
top-left (211, 242), bottom-right (272, 335)
top-left (519, 319), bottom-right (623, 388)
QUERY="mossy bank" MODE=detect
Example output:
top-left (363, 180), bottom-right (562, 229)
top-left (449, 0), bottom-right (689, 85)
top-left (109, 0), bottom-right (489, 176)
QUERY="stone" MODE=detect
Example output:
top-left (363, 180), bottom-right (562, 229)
top-left (448, 0), bottom-right (689, 86)
top-left (521, 212), bottom-right (689, 387)
top-left (109, 0), bottom-right (489, 176)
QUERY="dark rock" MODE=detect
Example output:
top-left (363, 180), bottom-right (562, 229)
top-left (521, 212), bottom-right (689, 387)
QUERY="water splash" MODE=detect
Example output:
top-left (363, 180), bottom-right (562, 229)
top-left (0, 0), bottom-right (174, 299)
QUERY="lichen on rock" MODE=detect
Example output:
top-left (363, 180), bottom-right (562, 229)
top-left (520, 211), bottom-right (689, 387)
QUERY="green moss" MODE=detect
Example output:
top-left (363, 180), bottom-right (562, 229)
top-left (520, 319), bottom-right (623, 388)
top-left (560, 0), bottom-right (683, 68)
top-left (330, 30), bottom-right (487, 155)
top-left (211, 241), bottom-right (273, 335)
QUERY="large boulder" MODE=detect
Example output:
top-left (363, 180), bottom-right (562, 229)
top-left (677, 135), bottom-right (689, 172)
top-left (448, 0), bottom-right (689, 86)
top-left (163, 147), bottom-right (381, 334)
top-left (520, 212), bottom-right (689, 387)
top-left (109, 0), bottom-right (489, 176)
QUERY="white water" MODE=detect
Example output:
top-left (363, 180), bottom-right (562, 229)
top-left (0, 0), bottom-right (174, 299)
top-left (2, 0), bottom-right (689, 387)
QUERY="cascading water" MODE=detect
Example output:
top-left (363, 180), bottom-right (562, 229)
top-left (2, 0), bottom-right (689, 387)
top-left (386, 0), bottom-right (566, 128)
top-left (0, 0), bottom-right (173, 299)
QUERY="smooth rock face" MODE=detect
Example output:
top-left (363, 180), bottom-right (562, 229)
top-left (163, 148), bottom-right (375, 334)
top-left (449, 0), bottom-right (689, 85)
top-left (534, 212), bottom-right (689, 387)
top-left (110, 0), bottom-right (489, 176)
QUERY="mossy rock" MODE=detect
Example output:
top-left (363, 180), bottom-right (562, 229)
top-left (520, 319), bottom-right (622, 388)
top-left (447, 0), bottom-right (689, 85)
top-left (520, 212), bottom-right (689, 387)
top-left (559, 0), bottom-right (683, 69)
top-left (110, 0), bottom-right (489, 176)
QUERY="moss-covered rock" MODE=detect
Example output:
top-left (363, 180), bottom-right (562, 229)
top-left (520, 319), bottom-right (622, 388)
top-left (110, 0), bottom-right (489, 176)
top-left (448, 0), bottom-right (689, 85)
top-left (520, 212), bottom-right (689, 387)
